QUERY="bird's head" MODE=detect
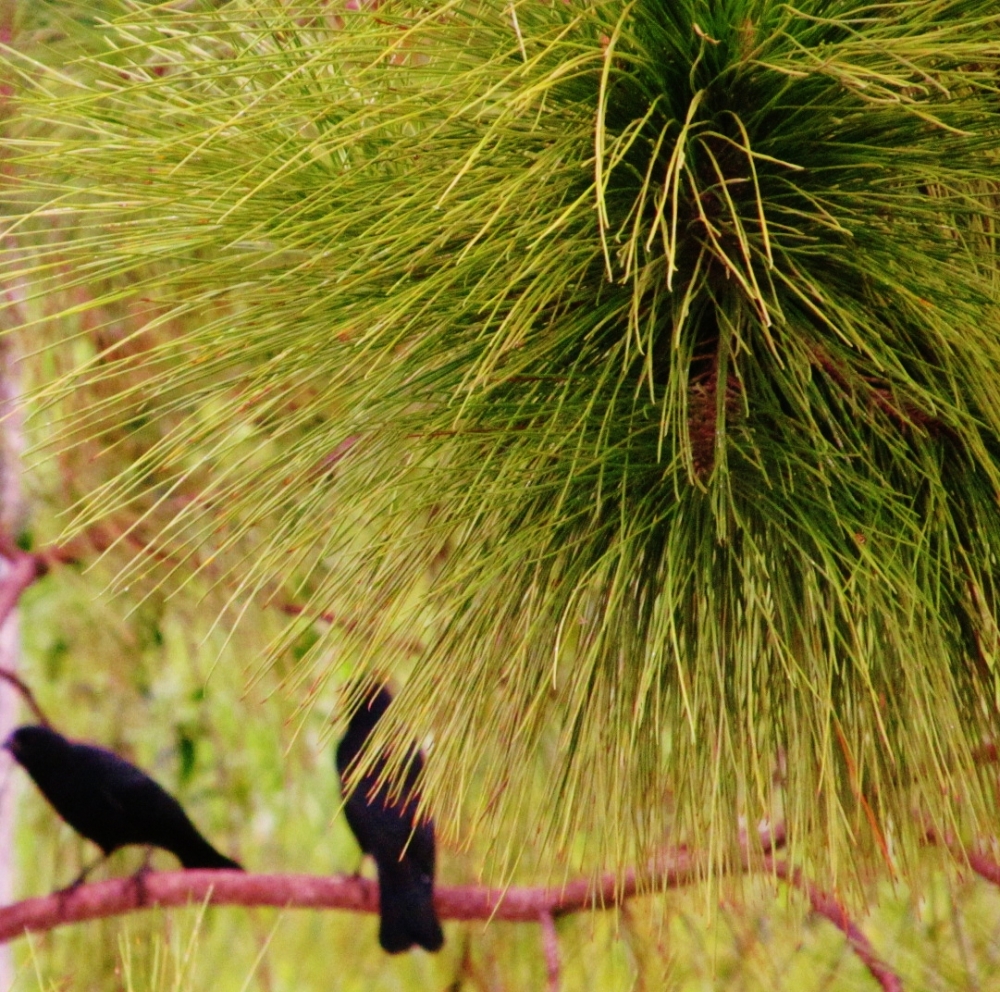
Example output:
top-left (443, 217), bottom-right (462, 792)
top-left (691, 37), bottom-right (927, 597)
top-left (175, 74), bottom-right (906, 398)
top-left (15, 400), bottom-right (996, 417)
top-left (3, 724), bottom-right (66, 767)
top-left (353, 682), bottom-right (393, 724)
top-left (336, 677), bottom-right (393, 722)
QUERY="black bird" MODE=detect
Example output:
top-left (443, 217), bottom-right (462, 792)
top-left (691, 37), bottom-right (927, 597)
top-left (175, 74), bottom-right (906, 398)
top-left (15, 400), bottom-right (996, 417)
top-left (336, 684), bottom-right (443, 954)
top-left (4, 725), bottom-right (242, 880)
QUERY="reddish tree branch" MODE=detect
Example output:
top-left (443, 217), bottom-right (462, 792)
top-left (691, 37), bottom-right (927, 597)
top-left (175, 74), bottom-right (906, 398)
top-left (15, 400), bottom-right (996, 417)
top-left (0, 836), bottom-right (760, 942)
top-left (0, 669), bottom-right (50, 727)
top-left (539, 909), bottom-right (561, 992)
top-left (0, 858), bottom-right (706, 946)
top-left (967, 849), bottom-right (1000, 887)
top-left (0, 545), bottom-right (46, 630)
top-left (764, 857), bottom-right (902, 992)
top-left (0, 529), bottom-right (83, 632)
top-left (0, 824), bottom-right (893, 992)
top-left (0, 829), bottom-right (901, 992)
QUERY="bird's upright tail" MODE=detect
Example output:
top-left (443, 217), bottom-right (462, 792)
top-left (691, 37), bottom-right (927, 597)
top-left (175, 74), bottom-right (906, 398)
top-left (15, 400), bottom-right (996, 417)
top-left (377, 860), bottom-right (444, 953)
top-left (176, 832), bottom-right (243, 871)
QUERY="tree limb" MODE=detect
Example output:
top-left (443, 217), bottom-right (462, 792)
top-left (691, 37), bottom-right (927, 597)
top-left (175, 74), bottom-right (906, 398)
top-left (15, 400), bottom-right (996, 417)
top-left (0, 668), bottom-right (50, 727)
top-left (0, 826), bottom-right (788, 943)
top-left (539, 909), bottom-right (561, 992)
top-left (0, 547), bottom-right (44, 630)
top-left (0, 827), bottom-right (902, 992)
top-left (0, 856), bottom-right (709, 945)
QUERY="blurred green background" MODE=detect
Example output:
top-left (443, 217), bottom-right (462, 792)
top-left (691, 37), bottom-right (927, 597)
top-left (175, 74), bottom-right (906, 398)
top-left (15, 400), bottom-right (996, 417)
top-left (5, 1), bottom-right (1000, 989)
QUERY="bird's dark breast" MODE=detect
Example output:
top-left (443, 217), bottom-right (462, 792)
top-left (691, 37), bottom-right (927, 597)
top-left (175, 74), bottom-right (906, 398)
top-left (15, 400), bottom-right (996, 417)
top-left (29, 769), bottom-right (126, 854)
top-left (343, 777), bottom-right (429, 859)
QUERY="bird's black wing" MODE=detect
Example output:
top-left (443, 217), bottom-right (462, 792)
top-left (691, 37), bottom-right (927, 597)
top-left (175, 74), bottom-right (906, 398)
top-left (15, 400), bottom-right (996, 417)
top-left (70, 743), bottom-right (241, 869)
top-left (341, 770), bottom-right (414, 857)
top-left (343, 763), bottom-right (442, 952)
top-left (51, 742), bottom-right (157, 854)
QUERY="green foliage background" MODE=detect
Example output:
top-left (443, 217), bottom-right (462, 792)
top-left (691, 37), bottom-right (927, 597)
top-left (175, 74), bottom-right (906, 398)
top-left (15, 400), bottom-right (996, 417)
top-left (5, 0), bottom-right (1000, 987)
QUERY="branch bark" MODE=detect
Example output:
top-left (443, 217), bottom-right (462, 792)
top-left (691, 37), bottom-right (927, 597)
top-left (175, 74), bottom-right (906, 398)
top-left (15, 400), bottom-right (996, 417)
top-left (0, 839), bottom-right (900, 992)
top-left (0, 856), bottom-right (709, 945)
top-left (0, 668), bottom-right (50, 727)
top-left (539, 909), bottom-right (561, 992)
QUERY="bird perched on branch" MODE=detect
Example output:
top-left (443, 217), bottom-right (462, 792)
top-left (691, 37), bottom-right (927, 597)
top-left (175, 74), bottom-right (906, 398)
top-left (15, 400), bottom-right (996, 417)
top-left (4, 724), bottom-right (242, 884)
top-left (336, 683), bottom-right (443, 954)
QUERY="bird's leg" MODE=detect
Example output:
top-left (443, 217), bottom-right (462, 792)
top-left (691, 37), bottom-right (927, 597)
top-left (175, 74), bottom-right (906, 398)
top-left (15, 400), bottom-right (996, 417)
top-left (137, 845), bottom-right (154, 874)
top-left (56, 852), bottom-right (108, 895)
top-left (130, 846), bottom-right (155, 906)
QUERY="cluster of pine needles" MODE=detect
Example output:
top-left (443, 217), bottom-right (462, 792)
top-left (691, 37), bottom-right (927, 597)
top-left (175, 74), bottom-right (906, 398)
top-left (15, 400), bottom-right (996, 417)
top-left (3, 0), bottom-right (1000, 892)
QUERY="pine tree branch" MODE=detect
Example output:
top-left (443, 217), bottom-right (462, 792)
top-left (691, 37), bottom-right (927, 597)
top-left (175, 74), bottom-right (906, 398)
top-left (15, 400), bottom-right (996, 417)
top-left (58, 517), bottom-right (429, 655)
top-left (277, 603), bottom-right (426, 656)
top-left (0, 543), bottom-right (48, 629)
top-left (539, 909), bottom-right (561, 992)
top-left (0, 828), bottom-right (901, 992)
top-left (0, 860), bottom-right (707, 945)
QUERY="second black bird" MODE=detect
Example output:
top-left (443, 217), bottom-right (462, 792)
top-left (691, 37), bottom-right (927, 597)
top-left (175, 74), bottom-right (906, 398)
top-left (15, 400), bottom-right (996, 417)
top-left (336, 684), bottom-right (444, 954)
top-left (4, 724), bottom-right (242, 879)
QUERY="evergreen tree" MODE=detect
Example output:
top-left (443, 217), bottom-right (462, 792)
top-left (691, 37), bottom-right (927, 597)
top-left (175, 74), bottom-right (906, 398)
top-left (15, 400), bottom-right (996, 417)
top-left (3, 0), bottom-right (1000, 895)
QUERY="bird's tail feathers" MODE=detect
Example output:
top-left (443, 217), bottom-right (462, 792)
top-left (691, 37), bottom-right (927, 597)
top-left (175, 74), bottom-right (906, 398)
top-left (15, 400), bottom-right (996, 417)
top-left (177, 835), bottom-right (243, 871)
top-left (377, 862), bottom-right (444, 953)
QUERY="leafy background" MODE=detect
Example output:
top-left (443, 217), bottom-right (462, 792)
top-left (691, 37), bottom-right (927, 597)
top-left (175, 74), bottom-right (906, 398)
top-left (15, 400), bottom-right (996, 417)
top-left (5, 0), bottom-right (1000, 988)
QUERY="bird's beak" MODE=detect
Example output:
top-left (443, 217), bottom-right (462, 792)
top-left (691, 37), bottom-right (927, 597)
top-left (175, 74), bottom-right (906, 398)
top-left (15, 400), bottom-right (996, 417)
top-left (2, 734), bottom-right (16, 756)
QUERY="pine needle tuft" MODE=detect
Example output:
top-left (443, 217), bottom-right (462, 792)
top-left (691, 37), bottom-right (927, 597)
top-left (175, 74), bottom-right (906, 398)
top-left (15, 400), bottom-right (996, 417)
top-left (4, 0), bottom-right (1000, 889)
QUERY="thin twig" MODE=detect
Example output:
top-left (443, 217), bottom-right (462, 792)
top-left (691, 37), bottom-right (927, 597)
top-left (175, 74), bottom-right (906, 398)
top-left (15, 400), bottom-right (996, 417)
top-left (925, 828), bottom-right (1000, 890)
top-left (445, 933), bottom-right (475, 992)
top-left (539, 910), bottom-right (561, 992)
top-left (764, 857), bottom-right (903, 992)
top-left (0, 547), bottom-right (46, 630)
top-left (0, 669), bottom-right (50, 728)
